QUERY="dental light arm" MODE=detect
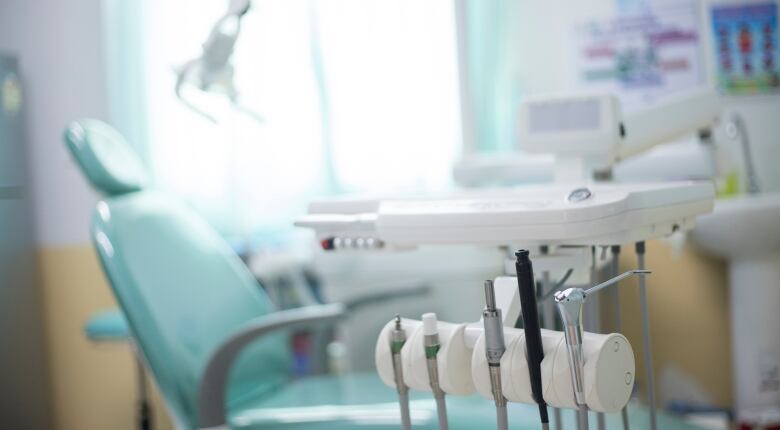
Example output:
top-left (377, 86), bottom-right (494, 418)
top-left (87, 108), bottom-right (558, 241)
top-left (175, 0), bottom-right (262, 123)
top-left (518, 88), bottom-right (720, 179)
top-left (198, 303), bottom-right (345, 429)
top-left (620, 89), bottom-right (720, 160)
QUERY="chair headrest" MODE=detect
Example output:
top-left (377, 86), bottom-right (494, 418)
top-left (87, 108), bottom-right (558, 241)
top-left (64, 119), bottom-right (148, 196)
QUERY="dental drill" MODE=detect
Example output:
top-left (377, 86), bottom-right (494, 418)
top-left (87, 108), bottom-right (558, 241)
top-left (555, 287), bottom-right (590, 430)
top-left (482, 280), bottom-right (509, 430)
top-left (391, 315), bottom-right (412, 430)
top-left (422, 313), bottom-right (449, 430)
top-left (554, 269), bottom-right (651, 430)
top-left (515, 250), bottom-right (550, 430)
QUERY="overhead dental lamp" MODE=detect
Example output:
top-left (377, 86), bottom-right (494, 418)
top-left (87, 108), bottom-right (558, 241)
top-left (174, 0), bottom-right (262, 123)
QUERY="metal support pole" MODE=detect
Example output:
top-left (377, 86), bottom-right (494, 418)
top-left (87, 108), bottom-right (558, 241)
top-left (540, 247), bottom-right (564, 430)
top-left (543, 269), bottom-right (564, 430)
top-left (636, 242), bottom-right (657, 430)
top-left (611, 245), bottom-right (630, 430)
top-left (591, 248), bottom-right (605, 430)
top-left (135, 352), bottom-right (152, 430)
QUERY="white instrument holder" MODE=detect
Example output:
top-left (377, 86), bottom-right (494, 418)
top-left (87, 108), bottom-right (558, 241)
top-left (375, 318), bottom-right (635, 413)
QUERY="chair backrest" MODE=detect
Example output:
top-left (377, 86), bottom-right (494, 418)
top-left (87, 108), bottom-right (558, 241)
top-left (64, 119), bottom-right (148, 196)
top-left (65, 120), bottom-right (290, 429)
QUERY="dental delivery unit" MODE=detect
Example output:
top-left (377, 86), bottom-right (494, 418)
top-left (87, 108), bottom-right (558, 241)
top-left (296, 89), bottom-right (719, 430)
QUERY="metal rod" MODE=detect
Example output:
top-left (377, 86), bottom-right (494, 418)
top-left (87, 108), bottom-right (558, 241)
top-left (636, 242), bottom-right (657, 430)
top-left (578, 405), bottom-right (590, 430)
top-left (135, 351), bottom-right (152, 430)
top-left (435, 396), bottom-right (449, 430)
top-left (543, 269), bottom-right (564, 430)
top-left (611, 246), bottom-right (631, 430)
top-left (591, 249), bottom-right (606, 430)
top-left (585, 270), bottom-right (651, 296)
top-left (496, 405), bottom-right (509, 430)
top-left (597, 412), bottom-right (605, 430)
top-left (399, 392), bottom-right (412, 430)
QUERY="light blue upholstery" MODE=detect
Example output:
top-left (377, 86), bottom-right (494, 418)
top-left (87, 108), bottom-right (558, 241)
top-left (64, 119), bottom-right (148, 196)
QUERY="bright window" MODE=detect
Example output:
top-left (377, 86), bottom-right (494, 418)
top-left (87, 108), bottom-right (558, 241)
top-left (136, 0), bottom-right (462, 239)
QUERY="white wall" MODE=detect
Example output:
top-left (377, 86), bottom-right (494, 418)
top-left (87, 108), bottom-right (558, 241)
top-left (0, 0), bottom-right (106, 247)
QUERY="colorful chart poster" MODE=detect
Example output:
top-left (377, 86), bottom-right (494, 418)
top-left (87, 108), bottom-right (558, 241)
top-left (711, 2), bottom-right (780, 94)
top-left (574, 0), bottom-right (705, 111)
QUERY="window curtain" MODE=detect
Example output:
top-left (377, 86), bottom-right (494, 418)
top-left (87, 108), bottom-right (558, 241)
top-left (102, 0), bottom-right (462, 242)
top-left (460, 0), bottom-right (523, 154)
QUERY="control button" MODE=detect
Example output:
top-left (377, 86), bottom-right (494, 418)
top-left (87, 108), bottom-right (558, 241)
top-left (567, 187), bottom-right (592, 203)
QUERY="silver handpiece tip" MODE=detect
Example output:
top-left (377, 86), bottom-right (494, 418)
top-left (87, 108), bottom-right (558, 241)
top-left (394, 314), bottom-right (401, 329)
top-left (484, 280), bottom-right (496, 310)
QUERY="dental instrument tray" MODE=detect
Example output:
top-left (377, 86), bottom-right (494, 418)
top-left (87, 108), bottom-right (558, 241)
top-left (295, 181), bottom-right (714, 248)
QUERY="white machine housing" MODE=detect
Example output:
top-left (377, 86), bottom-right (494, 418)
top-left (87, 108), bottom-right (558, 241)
top-left (296, 181), bottom-right (714, 248)
top-left (518, 93), bottom-right (623, 172)
top-left (295, 89), bottom-right (718, 248)
top-left (517, 89), bottom-right (719, 181)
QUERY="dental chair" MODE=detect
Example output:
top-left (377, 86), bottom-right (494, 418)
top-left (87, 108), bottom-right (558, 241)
top-left (62, 119), bottom-right (497, 430)
top-left (63, 119), bottom-right (707, 430)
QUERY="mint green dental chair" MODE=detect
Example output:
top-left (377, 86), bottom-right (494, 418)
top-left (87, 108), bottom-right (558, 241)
top-left (64, 119), bottom-right (706, 430)
top-left (61, 119), bottom-right (492, 430)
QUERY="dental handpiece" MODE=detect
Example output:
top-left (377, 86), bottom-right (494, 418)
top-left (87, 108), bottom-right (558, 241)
top-left (483, 280), bottom-right (509, 430)
top-left (554, 288), bottom-right (587, 400)
top-left (391, 315), bottom-right (412, 430)
top-left (515, 250), bottom-right (550, 430)
top-left (554, 287), bottom-right (589, 430)
top-left (554, 269), bottom-right (651, 430)
top-left (422, 313), bottom-right (449, 430)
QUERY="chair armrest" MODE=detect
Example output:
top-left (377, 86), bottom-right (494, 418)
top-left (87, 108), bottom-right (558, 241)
top-left (197, 303), bottom-right (346, 429)
top-left (343, 284), bottom-right (430, 311)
